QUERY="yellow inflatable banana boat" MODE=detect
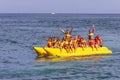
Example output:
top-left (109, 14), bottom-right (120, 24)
top-left (34, 46), bottom-right (112, 57)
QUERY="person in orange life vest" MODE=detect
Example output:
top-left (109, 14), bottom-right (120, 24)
top-left (81, 38), bottom-right (87, 50)
top-left (64, 39), bottom-right (70, 53)
top-left (52, 36), bottom-right (57, 46)
top-left (77, 35), bottom-right (83, 47)
top-left (68, 38), bottom-right (74, 52)
top-left (94, 36), bottom-right (100, 50)
top-left (88, 24), bottom-right (95, 40)
top-left (96, 34), bottom-right (103, 47)
top-left (72, 36), bottom-right (78, 52)
top-left (59, 38), bottom-right (65, 53)
top-left (60, 26), bottom-right (74, 40)
top-left (88, 37), bottom-right (95, 51)
top-left (44, 37), bottom-right (53, 48)
top-left (54, 38), bottom-right (61, 48)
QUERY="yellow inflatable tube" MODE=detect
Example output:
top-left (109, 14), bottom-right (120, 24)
top-left (34, 46), bottom-right (112, 57)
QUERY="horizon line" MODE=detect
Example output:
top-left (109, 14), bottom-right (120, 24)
top-left (0, 12), bottom-right (120, 14)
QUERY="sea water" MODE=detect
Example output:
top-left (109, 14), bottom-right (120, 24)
top-left (0, 13), bottom-right (120, 80)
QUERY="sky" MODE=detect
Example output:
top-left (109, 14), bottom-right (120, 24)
top-left (0, 0), bottom-right (120, 13)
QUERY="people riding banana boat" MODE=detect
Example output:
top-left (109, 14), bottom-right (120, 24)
top-left (43, 25), bottom-right (103, 52)
top-left (35, 25), bottom-right (112, 57)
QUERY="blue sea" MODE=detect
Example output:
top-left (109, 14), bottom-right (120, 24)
top-left (0, 13), bottom-right (120, 80)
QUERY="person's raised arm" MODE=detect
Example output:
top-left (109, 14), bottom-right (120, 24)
top-left (59, 28), bottom-right (65, 33)
top-left (91, 24), bottom-right (95, 33)
top-left (43, 36), bottom-right (48, 41)
top-left (70, 26), bottom-right (74, 34)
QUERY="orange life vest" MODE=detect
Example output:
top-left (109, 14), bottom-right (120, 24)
top-left (47, 41), bottom-right (52, 47)
top-left (95, 38), bottom-right (100, 44)
top-left (89, 39), bottom-right (95, 45)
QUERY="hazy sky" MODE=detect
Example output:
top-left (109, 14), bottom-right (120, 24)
top-left (0, 0), bottom-right (120, 13)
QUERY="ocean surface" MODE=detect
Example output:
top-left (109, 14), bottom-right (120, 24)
top-left (0, 13), bottom-right (120, 80)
